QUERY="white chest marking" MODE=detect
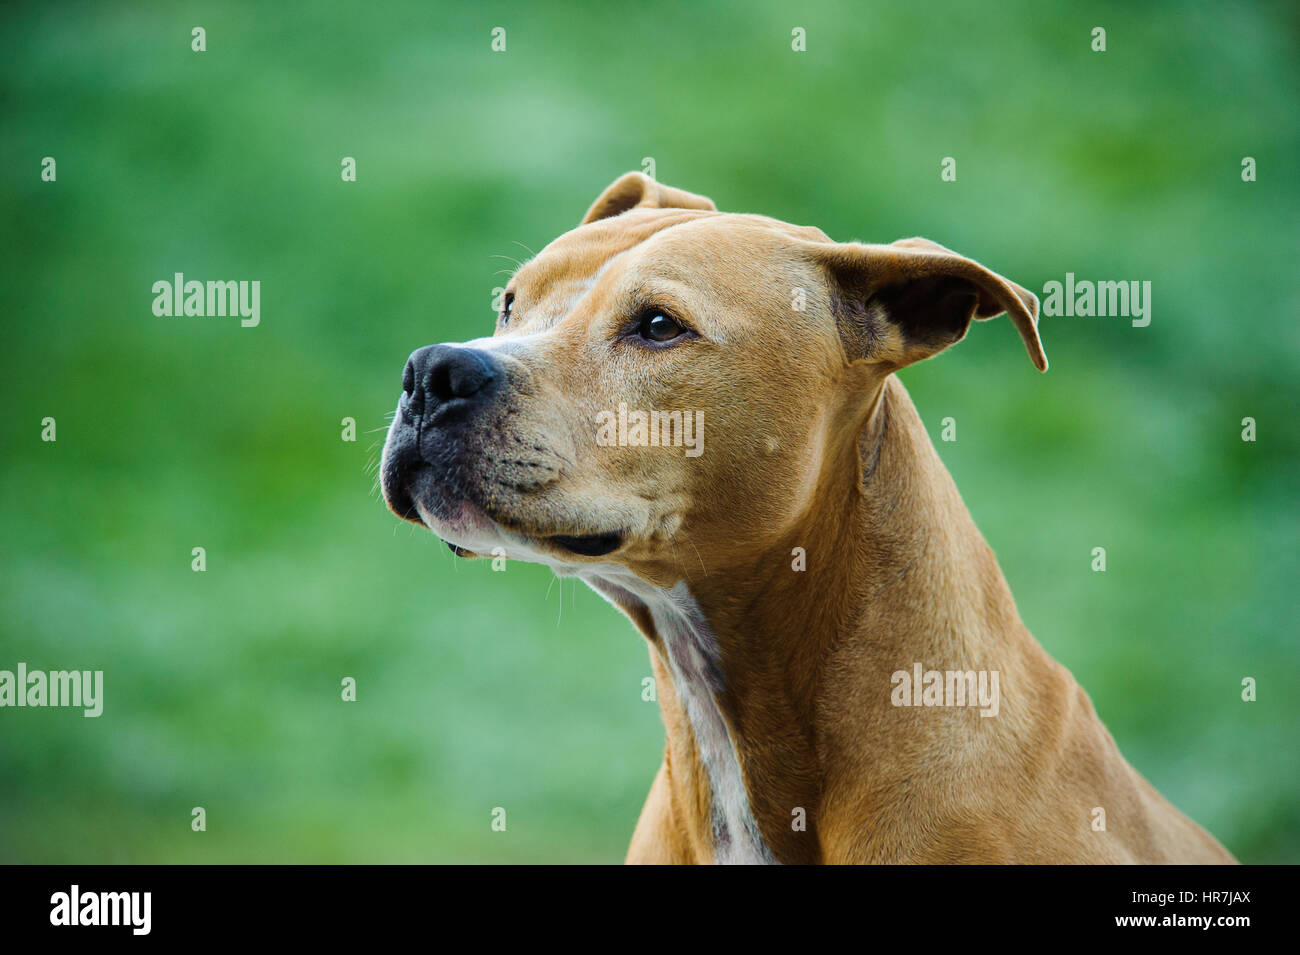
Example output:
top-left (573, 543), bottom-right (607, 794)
top-left (584, 573), bottom-right (777, 864)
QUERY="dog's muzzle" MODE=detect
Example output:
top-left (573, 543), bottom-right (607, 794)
top-left (380, 343), bottom-right (504, 524)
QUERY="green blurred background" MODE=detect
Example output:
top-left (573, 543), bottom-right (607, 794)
top-left (1, 0), bottom-right (1296, 863)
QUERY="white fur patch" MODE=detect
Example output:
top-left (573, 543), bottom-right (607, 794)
top-left (583, 571), bottom-right (777, 864)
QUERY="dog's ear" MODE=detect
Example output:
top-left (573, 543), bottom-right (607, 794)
top-left (581, 172), bottom-right (716, 224)
top-left (814, 236), bottom-right (1047, 372)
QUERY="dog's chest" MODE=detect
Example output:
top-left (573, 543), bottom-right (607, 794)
top-left (579, 569), bottom-right (776, 864)
top-left (645, 583), bottom-right (776, 865)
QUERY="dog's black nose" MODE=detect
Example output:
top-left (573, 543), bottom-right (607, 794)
top-left (402, 344), bottom-right (501, 418)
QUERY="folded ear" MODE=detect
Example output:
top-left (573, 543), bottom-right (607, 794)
top-left (814, 236), bottom-right (1047, 372)
top-left (581, 172), bottom-right (717, 224)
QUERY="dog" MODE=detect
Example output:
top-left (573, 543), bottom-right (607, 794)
top-left (380, 172), bottom-right (1236, 864)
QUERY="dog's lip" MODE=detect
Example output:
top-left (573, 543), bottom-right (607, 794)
top-left (457, 496), bottom-right (628, 558)
top-left (546, 532), bottom-right (625, 558)
top-left (383, 482), bottom-right (426, 527)
top-left (410, 490), bottom-right (628, 560)
top-left (440, 529), bottom-right (626, 560)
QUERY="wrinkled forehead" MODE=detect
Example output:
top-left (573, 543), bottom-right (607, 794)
top-left (510, 208), bottom-right (712, 307)
top-left (510, 210), bottom-right (832, 320)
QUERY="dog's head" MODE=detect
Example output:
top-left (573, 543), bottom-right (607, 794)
top-left (380, 172), bottom-right (1045, 583)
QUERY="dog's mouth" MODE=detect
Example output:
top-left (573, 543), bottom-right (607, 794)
top-left (442, 532), bottom-right (622, 559)
top-left (400, 475), bottom-right (628, 560)
top-left (385, 447), bottom-right (629, 561)
top-left (547, 532), bottom-right (624, 557)
top-left (442, 531), bottom-right (624, 560)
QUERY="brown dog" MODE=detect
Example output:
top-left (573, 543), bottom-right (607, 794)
top-left (380, 172), bottom-right (1235, 864)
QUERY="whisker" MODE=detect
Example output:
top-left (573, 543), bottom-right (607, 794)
top-left (489, 253), bottom-right (525, 270)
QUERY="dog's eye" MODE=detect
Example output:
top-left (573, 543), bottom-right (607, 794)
top-left (500, 291), bottom-right (515, 324)
top-left (638, 312), bottom-right (685, 343)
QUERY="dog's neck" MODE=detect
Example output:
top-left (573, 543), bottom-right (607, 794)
top-left (589, 375), bottom-right (1036, 863)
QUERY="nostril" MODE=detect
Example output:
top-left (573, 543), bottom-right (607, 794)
top-left (402, 358), bottom-right (416, 398)
top-left (428, 361), bottom-right (452, 403)
top-left (429, 348), bottom-right (496, 403)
